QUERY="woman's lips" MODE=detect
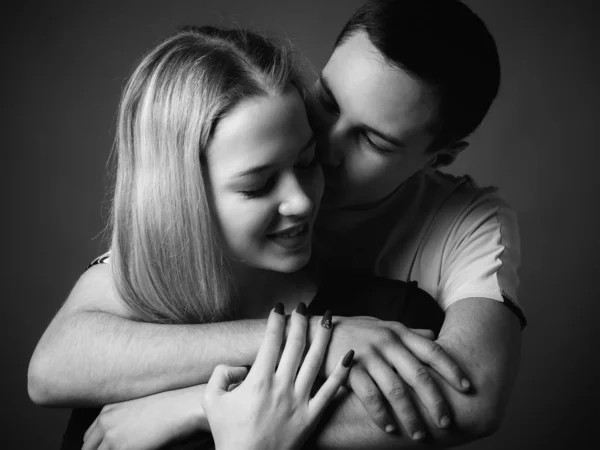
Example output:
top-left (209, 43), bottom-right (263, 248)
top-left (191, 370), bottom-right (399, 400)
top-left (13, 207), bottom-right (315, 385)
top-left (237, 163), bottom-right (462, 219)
top-left (267, 223), bottom-right (311, 250)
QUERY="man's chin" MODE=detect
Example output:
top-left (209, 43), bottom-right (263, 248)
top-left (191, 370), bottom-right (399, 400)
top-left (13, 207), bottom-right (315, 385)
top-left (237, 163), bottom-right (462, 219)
top-left (320, 187), bottom-right (394, 212)
top-left (320, 191), bottom-right (365, 212)
top-left (319, 188), bottom-right (347, 211)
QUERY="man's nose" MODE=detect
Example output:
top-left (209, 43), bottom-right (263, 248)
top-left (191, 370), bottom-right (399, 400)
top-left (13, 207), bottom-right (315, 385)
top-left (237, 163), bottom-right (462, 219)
top-left (316, 126), bottom-right (344, 168)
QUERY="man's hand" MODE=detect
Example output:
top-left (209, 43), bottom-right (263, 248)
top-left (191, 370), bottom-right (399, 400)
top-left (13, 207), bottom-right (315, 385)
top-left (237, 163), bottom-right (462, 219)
top-left (314, 316), bottom-right (472, 440)
top-left (308, 299), bottom-right (521, 449)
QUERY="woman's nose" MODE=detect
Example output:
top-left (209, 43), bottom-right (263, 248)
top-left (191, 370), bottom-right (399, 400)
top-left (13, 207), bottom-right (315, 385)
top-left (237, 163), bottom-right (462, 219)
top-left (278, 173), bottom-right (314, 218)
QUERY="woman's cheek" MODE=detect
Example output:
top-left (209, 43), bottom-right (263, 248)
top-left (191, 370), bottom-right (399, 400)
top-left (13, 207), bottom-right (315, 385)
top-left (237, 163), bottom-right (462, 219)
top-left (236, 198), bottom-right (280, 237)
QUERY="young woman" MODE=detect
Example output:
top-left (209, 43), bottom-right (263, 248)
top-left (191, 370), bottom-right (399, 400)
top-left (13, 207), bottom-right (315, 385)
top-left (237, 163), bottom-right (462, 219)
top-left (109, 25), bottom-right (321, 325)
top-left (57, 25), bottom-right (351, 450)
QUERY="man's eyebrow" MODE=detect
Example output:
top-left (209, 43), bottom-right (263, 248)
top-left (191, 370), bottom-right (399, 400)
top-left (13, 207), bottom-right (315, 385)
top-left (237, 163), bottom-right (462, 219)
top-left (236, 134), bottom-right (316, 178)
top-left (319, 75), bottom-right (337, 103)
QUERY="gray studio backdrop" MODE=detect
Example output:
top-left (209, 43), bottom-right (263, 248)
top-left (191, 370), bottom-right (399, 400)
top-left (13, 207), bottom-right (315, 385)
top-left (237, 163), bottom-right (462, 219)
top-left (5, 0), bottom-right (599, 448)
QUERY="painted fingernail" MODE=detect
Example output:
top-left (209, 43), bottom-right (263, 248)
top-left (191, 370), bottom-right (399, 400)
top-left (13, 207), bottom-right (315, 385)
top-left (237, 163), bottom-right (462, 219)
top-left (274, 303), bottom-right (284, 315)
top-left (384, 424), bottom-right (396, 433)
top-left (321, 310), bottom-right (332, 329)
top-left (296, 302), bottom-right (307, 316)
top-left (342, 349), bottom-right (354, 368)
top-left (461, 378), bottom-right (471, 390)
top-left (412, 430), bottom-right (425, 440)
top-left (440, 415), bottom-right (451, 428)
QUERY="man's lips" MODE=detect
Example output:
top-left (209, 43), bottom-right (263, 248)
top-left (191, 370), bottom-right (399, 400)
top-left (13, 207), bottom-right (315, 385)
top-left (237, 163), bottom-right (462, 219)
top-left (322, 168), bottom-right (341, 191)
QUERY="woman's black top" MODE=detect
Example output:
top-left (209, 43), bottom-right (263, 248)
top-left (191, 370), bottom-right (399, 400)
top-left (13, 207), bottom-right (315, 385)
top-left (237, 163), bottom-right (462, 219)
top-left (61, 270), bottom-right (444, 450)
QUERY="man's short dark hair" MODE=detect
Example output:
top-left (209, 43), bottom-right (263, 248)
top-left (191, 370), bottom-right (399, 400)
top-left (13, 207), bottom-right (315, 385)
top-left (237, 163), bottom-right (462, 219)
top-left (336, 0), bottom-right (501, 152)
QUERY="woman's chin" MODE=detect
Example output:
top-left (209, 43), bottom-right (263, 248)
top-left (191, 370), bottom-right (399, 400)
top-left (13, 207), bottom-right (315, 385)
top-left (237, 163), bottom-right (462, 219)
top-left (277, 249), bottom-right (312, 273)
top-left (258, 245), bottom-right (313, 274)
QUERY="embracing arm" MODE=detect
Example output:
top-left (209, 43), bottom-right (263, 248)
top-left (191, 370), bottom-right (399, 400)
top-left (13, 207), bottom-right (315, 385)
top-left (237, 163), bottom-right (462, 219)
top-left (311, 297), bottom-right (521, 449)
top-left (28, 264), bottom-right (268, 407)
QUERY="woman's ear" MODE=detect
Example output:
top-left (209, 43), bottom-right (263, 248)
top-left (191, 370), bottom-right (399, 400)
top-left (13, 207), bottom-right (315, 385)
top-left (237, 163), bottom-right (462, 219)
top-left (429, 141), bottom-right (469, 169)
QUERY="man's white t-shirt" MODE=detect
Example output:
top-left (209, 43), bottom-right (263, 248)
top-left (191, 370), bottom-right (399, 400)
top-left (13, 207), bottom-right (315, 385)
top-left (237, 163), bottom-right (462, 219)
top-left (315, 168), bottom-right (524, 325)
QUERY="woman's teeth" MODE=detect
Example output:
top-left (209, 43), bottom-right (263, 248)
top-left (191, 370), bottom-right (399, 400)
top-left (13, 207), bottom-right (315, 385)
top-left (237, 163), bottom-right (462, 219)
top-left (274, 224), bottom-right (306, 238)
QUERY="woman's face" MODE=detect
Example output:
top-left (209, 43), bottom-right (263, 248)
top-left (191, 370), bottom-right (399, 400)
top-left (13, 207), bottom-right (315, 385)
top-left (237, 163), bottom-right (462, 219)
top-left (207, 88), bottom-right (323, 274)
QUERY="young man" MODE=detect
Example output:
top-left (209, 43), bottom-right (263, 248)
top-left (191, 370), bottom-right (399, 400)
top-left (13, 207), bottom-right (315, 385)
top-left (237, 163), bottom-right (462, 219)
top-left (29, 0), bottom-right (523, 447)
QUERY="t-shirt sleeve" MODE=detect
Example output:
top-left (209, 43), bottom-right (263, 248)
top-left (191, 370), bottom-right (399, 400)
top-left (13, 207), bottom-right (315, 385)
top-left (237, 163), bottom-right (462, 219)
top-left (437, 193), bottom-right (526, 327)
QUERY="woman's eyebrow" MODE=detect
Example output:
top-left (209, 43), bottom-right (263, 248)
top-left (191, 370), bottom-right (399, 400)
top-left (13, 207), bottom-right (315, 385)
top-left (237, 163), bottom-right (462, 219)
top-left (235, 134), bottom-right (315, 179)
top-left (236, 163), bottom-right (276, 178)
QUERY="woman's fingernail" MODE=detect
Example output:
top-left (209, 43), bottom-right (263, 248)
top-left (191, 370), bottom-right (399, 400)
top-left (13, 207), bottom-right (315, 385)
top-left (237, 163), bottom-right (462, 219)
top-left (385, 424), bottom-right (396, 433)
top-left (440, 415), bottom-right (451, 428)
top-left (461, 378), bottom-right (471, 390)
top-left (296, 302), bottom-right (307, 316)
top-left (321, 310), bottom-right (332, 329)
top-left (274, 303), bottom-right (284, 315)
top-left (342, 349), bottom-right (355, 368)
top-left (412, 430), bottom-right (425, 440)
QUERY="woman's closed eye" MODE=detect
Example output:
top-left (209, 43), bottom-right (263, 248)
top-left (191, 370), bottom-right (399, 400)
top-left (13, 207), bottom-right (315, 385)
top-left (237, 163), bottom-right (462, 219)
top-left (239, 176), bottom-right (277, 198)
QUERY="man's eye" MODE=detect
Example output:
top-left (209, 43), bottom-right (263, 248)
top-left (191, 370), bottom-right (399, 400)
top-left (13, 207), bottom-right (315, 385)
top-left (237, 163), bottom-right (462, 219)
top-left (319, 91), bottom-right (339, 115)
top-left (239, 176), bottom-right (276, 198)
top-left (360, 132), bottom-right (395, 154)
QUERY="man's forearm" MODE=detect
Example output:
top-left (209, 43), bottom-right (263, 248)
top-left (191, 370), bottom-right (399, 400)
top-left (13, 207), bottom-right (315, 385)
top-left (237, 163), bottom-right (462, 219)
top-left (29, 309), bottom-right (267, 407)
top-left (311, 297), bottom-right (522, 449)
top-left (312, 374), bottom-right (490, 449)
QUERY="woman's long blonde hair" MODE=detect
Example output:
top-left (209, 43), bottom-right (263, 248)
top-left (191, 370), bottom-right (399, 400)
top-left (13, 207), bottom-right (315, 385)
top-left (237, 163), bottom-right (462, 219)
top-left (111, 26), bottom-right (305, 324)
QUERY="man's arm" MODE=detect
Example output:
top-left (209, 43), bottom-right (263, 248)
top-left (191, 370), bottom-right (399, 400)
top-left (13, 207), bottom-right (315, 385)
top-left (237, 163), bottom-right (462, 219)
top-left (310, 297), bottom-right (521, 449)
top-left (28, 264), bottom-right (267, 407)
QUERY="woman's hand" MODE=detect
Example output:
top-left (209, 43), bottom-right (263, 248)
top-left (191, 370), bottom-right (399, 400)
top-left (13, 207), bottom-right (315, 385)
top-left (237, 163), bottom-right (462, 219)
top-left (82, 385), bottom-right (207, 450)
top-left (204, 303), bottom-right (353, 450)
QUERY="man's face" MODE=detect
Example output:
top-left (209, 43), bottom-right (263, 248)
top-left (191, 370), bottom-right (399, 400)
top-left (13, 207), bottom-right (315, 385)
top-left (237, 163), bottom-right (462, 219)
top-left (307, 31), bottom-right (440, 210)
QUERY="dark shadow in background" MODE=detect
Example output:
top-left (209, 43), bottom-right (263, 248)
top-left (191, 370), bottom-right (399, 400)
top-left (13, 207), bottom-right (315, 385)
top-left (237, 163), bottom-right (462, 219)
top-left (5, 1), bottom-right (599, 448)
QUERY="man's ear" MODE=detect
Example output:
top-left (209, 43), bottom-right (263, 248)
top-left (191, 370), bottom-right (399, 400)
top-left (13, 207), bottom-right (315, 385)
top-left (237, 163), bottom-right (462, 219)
top-left (429, 141), bottom-right (469, 169)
